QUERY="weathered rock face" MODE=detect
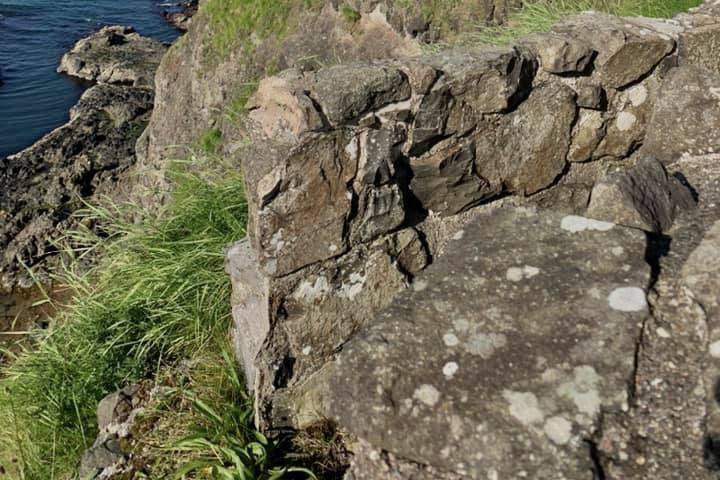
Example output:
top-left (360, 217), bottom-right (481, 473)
top-left (225, 0), bottom-right (720, 434)
top-left (0, 84), bottom-right (154, 289)
top-left (58, 26), bottom-right (167, 88)
top-left (221, 1), bottom-right (720, 477)
top-left (329, 207), bottom-right (651, 478)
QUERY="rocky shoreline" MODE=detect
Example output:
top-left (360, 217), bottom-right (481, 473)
top-left (0, 26), bottom-right (165, 290)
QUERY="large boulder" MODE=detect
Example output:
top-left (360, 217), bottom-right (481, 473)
top-left (58, 26), bottom-right (167, 88)
top-left (327, 207), bottom-right (651, 478)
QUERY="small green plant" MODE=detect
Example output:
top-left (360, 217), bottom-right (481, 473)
top-left (340, 5), bottom-right (361, 24)
top-left (198, 128), bottom-right (223, 155)
top-left (170, 351), bottom-right (317, 480)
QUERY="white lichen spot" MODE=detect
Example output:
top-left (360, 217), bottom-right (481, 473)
top-left (560, 215), bottom-right (615, 233)
top-left (627, 85), bottom-right (648, 107)
top-left (611, 246), bottom-right (625, 257)
top-left (616, 111), bottom-right (637, 132)
top-left (709, 340), bottom-right (720, 358)
top-left (487, 469), bottom-right (499, 480)
top-left (443, 361), bottom-right (459, 379)
top-left (453, 318), bottom-right (470, 332)
top-left (329, 244), bottom-right (338, 253)
top-left (293, 276), bottom-right (330, 302)
top-left (413, 279), bottom-right (429, 292)
top-left (506, 265), bottom-right (540, 282)
top-left (302, 346), bottom-right (312, 355)
top-left (443, 333), bottom-right (460, 347)
top-left (453, 230), bottom-right (465, 241)
top-left (544, 416), bottom-right (573, 445)
top-left (506, 267), bottom-right (524, 282)
top-left (269, 229), bottom-right (286, 253)
top-left (413, 384), bottom-right (441, 407)
top-left (524, 265), bottom-right (540, 278)
top-left (608, 287), bottom-right (648, 312)
top-left (465, 333), bottom-right (507, 358)
top-left (344, 136), bottom-right (360, 161)
top-left (503, 390), bottom-right (544, 426)
top-left (338, 272), bottom-right (367, 300)
top-left (656, 327), bottom-right (671, 339)
top-left (557, 366), bottom-right (603, 418)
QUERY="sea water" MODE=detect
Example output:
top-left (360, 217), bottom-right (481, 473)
top-left (0, 0), bottom-right (180, 157)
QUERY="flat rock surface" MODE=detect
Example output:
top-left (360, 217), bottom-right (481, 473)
top-left (328, 207), bottom-right (651, 478)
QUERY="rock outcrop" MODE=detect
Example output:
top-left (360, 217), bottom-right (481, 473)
top-left (0, 28), bottom-right (165, 289)
top-left (222, 0), bottom-right (720, 478)
top-left (58, 26), bottom-right (166, 88)
top-left (133, 0), bottom-right (518, 201)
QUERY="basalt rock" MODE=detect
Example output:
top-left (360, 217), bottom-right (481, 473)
top-left (58, 26), bottom-right (167, 88)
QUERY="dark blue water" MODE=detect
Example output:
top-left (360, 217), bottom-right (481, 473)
top-left (0, 0), bottom-right (180, 157)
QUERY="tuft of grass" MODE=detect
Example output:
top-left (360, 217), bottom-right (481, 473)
top-left (339, 5), bottom-right (361, 24)
top-left (0, 155), bottom-right (248, 479)
top-left (469, 0), bottom-right (704, 45)
top-left (197, 128), bottom-right (224, 155)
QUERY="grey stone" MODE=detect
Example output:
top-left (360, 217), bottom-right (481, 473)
top-left (568, 109), bottom-right (607, 163)
top-left (586, 157), bottom-right (696, 232)
top-left (309, 64), bottom-right (411, 126)
top-left (410, 139), bottom-right (495, 216)
top-left (327, 206), bottom-right (651, 478)
top-left (643, 66), bottom-right (720, 163)
top-left (520, 32), bottom-right (595, 74)
top-left (226, 241), bottom-right (271, 390)
top-left (351, 184), bottom-right (406, 243)
top-left (427, 47), bottom-right (536, 114)
top-left (475, 81), bottom-right (577, 195)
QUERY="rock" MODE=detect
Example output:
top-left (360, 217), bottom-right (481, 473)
top-left (586, 157), bottom-right (696, 232)
top-left (226, 240), bottom-right (270, 390)
top-left (409, 139), bottom-right (495, 216)
top-left (596, 153), bottom-right (720, 477)
top-left (520, 32), bottom-right (595, 74)
top-left (568, 109), bottom-right (607, 163)
top-left (163, 0), bottom-right (199, 31)
top-left (326, 206), bottom-right (651, 477)
top-left (308, 64), bottom-right (412, 126)
top-left (58, 26), bottom-right (167, 88)
top-left (0, 84), bottom-right (154, 289)
top-left (475, 81), bottom-right (577, 196)
top-left (426, 47), bottom-right (536, 115)
top-left (679, 24), bottom-right (720, 74)
top-left (643, 66), bottom-right (720, 163)
top-left (552, 13), bottom-right (675, 88)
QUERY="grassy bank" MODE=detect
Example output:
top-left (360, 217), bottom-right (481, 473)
top-left (470, 0), bottom-right (703, 44)
top-left (0, 154), bottom-right (257, 478)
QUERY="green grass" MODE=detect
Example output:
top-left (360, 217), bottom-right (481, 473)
top-left (469, 0), bottom-right (703, 45)
top-left (0, 157), bottom-right (249, 479)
